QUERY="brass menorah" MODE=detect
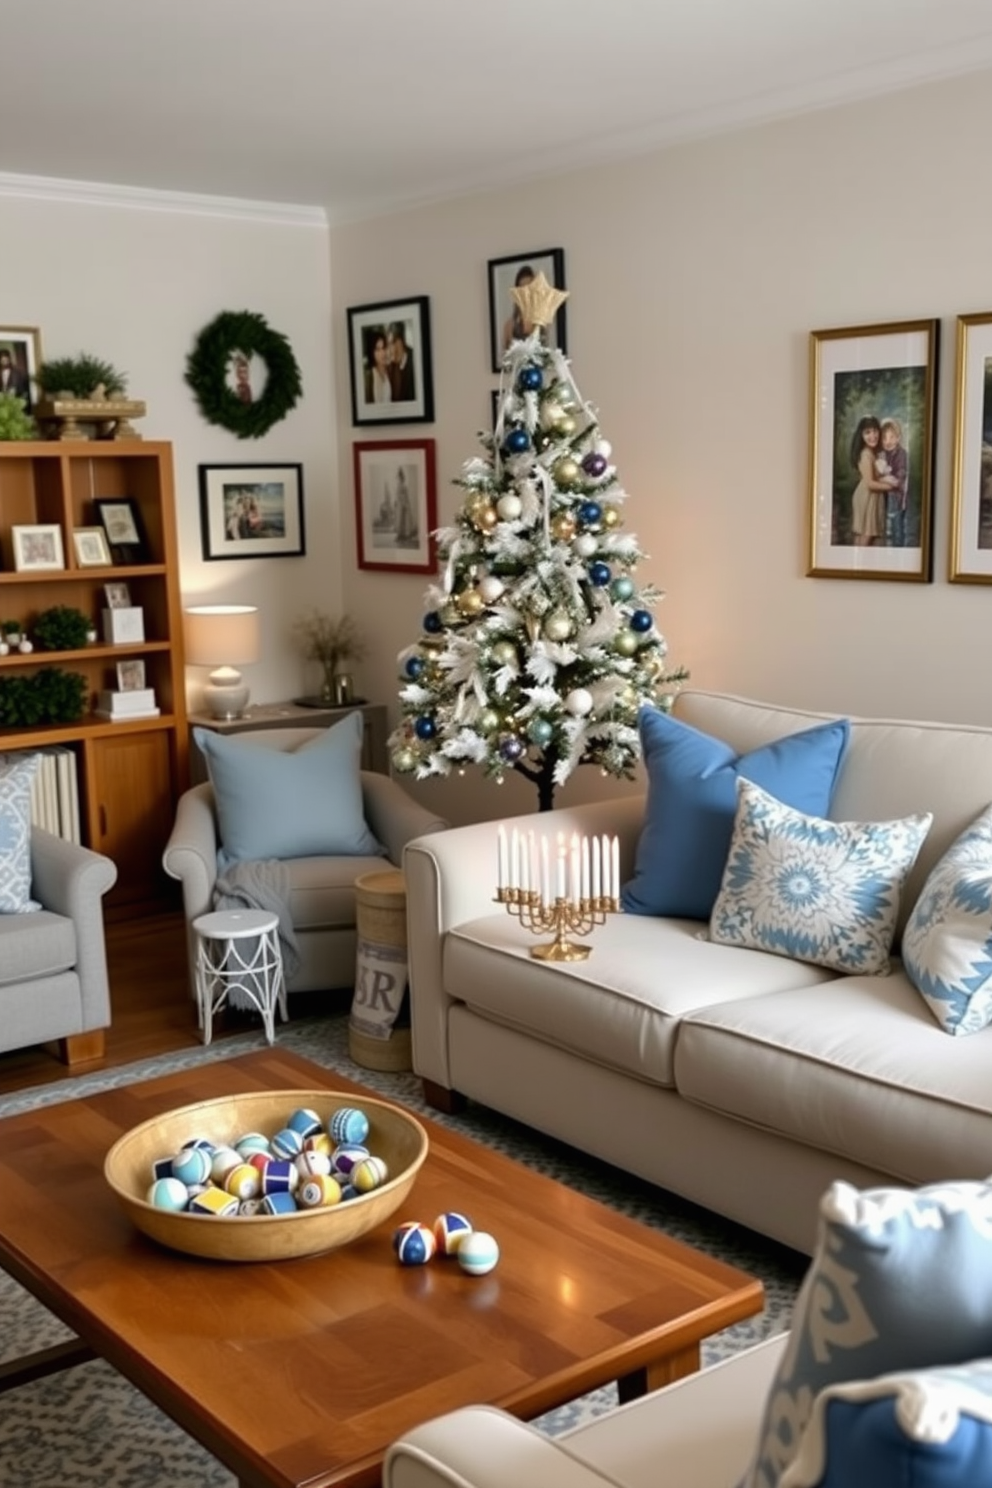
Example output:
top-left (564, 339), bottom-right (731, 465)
top-left (495, 886), bottom-right (620, 961)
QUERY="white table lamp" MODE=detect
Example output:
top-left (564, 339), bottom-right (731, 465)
top-left (184, 604), bottom-right (261, 719)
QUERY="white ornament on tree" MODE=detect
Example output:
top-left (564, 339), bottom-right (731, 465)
top-left (477, 575), bottom-right (505, 603)
top-left (565, 688), bottom-right (593, 716)
top-left (573, 533), bottom-right (598, 558)
top-left (596, 440), bottom-right (613, 459)
top-left (496, 494), bottom-right (523, 520)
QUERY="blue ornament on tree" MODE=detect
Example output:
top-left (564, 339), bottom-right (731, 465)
top-left (504, 427), bottom-right (530, 455)
top-left (499, 735), bottom-right (524, 762)
top-left (630, 609), bottom-right (653, 633)
top-left (423, 611), bottom-right (443, 633)
top-left (588, 562), bottom-right (611, 587)
top-left (404, 656), bottom-right (425, 679)
top-left (414, 716), bottom-right (437, 740)
top-left (611, 576), bottom-right (635, 602)
top-left (527, 718), bottom-right (553, 746)
top-left (518, 365), bottom-right (543, 391)
top-left (578, 500), bottom-right (602, 527)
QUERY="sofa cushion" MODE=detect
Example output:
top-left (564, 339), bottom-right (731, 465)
top-left (444, 912), bottom-right (835, 1088)
top-left (901, 803), bottom-right (992, 1036)
top-left (0, 910), bottom-right (76, 984)
top-left (283, 853), bottom-right (393, 931)
top-left (194, 714), bottom-right (383, 866)
top-left (0, 753), bottom-right (40, 913)
top-left (709, 779), bottom-right (932, 974)
top-left (674, 973), bottom-right (992, 1184)
top-left (622, 708), bottom-right (849, 920)
top-left (781, 1359), bottom-right (992, 1488)
top-left (742, 1178), bottom-right (992, 1488)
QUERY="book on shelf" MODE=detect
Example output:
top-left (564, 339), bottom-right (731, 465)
top-left (0, 746), bottom-right (81, 844)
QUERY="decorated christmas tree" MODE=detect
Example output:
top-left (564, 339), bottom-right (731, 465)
top-left (390, 275), bottom-right (686, 811)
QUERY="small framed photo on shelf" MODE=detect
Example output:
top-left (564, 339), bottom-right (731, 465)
top-left (11, 523), bottom-right (65, 572)
top-left (94, 497), bottom-right (146, 563)
top-left (488, 248), bottom-right (567, 373)
top-left (949, 311), bottom-right (992, 583)
top-left (0, 325), bottom-right (42, 412)
top-left (199, 463), bottom-right (306, 560)
top-left (72, 527), bottom-right (113, 568)
top-left (104, 581), bottom-right (132, 609)
top-left (353, 438), bottom-right (437, 574)
top-left (807, 319), bottom-right (939, 582)
top-left (116, 658), bottom-right (146, 692)
top-left (346, 297), bottom-right (434, 426)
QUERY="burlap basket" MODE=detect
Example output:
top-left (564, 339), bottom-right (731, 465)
top-left (349, 868), bottom-right (412, 1072)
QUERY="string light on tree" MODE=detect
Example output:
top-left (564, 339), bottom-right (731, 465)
top-left (390, 273), bottom-right (687, 811)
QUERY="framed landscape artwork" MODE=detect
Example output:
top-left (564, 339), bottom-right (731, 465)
top-left (353, 439), bottom-right (437, 574)
top-left (949, 310), bottom-right (992, 583)
top-left (347, 297), bottom-right (434, 426)
top-left (807, 319), bottom-right (939, 582)
top-left (198, 463), bottom-right (305, 560)
top-left (487, 248), bottom-right (567, 372)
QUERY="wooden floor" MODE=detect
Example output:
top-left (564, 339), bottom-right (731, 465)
top-left (0, 910), bottom-right (245, 1097)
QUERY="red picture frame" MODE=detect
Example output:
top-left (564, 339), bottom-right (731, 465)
top-left (353, 439), bottom-right (437, 574)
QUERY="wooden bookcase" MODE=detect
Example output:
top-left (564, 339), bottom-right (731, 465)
top-left (0, 440), bottom-right (188, 909)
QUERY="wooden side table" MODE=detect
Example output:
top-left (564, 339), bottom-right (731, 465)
top-left (187, 700), bottom-right (389, 783)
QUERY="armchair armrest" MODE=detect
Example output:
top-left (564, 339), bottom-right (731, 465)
top-left (361, 771), bottom-right (447, 867)
top-left (30, 827), bottom-right (117, 1030)
top-left (386, 1407), bottom-right (625, 1488)
top-left (161, 783), bottom-right (220, 923)
top-left (403, 795), bottom-right (645, 1091)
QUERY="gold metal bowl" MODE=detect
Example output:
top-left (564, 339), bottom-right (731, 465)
top-left (104, 1088), bottom-right (429, 1262)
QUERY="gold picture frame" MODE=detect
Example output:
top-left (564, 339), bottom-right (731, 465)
top-left (949, 311), bottom-right (992, 583)
top-left (807, 319), bottom-right (938, 581)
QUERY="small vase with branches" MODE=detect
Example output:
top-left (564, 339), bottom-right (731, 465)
top-left (292, 609), bottom-right (367, 704)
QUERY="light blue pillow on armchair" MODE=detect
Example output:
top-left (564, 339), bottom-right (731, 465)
top-left (621, 709), bottom-right (850, 919)
top-left (901, 804), bottom-right (992, 1036)
top-left (195, 714), bottom-right (383, 865)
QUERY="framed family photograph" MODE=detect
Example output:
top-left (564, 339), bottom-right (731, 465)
top-left (949, 311), bottom-right (992, 583)
top-left (347, 296), bottom-right (434, 426)
top-left (807, 319), bottom-right (939, 581)
top-left (116, 658), bottom-right (146, 692)
top-left (72, 526), bottom-right (113, 568)
top-left (488, 248), bottom-right (567, 373)
top-left (198, 463), bottom-right (306, 561)
top-left (353, 439), bottom-right (437, 574)
top-left (94, 497), bottom-right (147, 564)
top-left (104, 581), bottom-right (132, 609)
top-left (12, 523), bottom-right (64, 572)
top-left (0, 325), bottom-right (41, 411)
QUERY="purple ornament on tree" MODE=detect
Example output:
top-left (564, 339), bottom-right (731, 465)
top-left (499, 735), bottom-right (524, 763)
top-left (582, 451), bottom-right (608, 478)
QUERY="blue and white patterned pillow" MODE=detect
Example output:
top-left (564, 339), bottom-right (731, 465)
top-left (0, 753), bottom-right (39, 913)
top-left (709, 778), bottom-right (932, 974)
top-left (901, 804), bottom-right (992, 1036)
top-left (780, 1359), bottom-right (992, 1487)
top-left (743, 1179), bottom-right (992, 1488)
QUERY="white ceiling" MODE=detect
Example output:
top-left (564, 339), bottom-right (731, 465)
top-left (5, 0), bottom-right (992, 221)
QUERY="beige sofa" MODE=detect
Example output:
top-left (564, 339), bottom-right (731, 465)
top-left (403, 691), bottom-right (992, 1255)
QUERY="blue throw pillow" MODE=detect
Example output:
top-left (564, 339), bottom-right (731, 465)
top-left (781, 1360), bottom-right (992, 1488)
top-left (901, 804), bottom-right (992, 1036)
top-left (195, 714), bottom-right (383, 865)
top-left (742, 1179), bottom-right (992, 1488)
top-left (621, 709), bottom-right (850, 919)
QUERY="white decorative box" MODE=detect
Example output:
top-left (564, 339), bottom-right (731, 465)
top-left (98, 688), bottom-right (156, 715)
top-left (102, 607), bottom-right (145, 644)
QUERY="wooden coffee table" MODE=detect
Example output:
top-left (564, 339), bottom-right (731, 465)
top-left (0, 1049), bottom-right (763, 1488)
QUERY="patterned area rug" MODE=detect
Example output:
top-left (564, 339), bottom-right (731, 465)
top-left (0, 1013), bottom-right (806, 1487)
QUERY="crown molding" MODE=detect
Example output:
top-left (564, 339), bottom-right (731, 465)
top-left (0, 171), bottom-right (327, 227)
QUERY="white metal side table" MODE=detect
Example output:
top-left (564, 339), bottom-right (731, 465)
top-left (192, 909), bottom-right (287, 1046)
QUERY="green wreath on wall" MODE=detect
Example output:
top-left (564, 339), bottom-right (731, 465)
top-left (185, 310), bottom-right (303, 439)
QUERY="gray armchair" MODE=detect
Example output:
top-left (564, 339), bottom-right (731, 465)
top-left (0, 828), bottom-right (118, 1064)
top-left (162, 726), bottom-right (448, 999)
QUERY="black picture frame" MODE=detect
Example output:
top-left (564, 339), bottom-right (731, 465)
top-left (347, 296), bottom-right (434, 426)
top-left (94, 497), bottom-right (147, 565)
top-left (198, 463), bottom-right (306, 561)
top-left (487, 248), bottom-right (567, 373)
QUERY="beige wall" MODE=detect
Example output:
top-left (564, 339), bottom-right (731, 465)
top-left (0, 186), bottom-right (338, 710)
top-left (331, 68), bottom-right (992, 824)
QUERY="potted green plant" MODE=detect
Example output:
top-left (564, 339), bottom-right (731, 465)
top-left (292, 610), bottom-right (367, 705)
top-left (33, 605), bottom-right (92, 652)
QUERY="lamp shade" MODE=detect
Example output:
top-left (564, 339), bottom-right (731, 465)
top-left (184, 605), bottom-right (261, 667)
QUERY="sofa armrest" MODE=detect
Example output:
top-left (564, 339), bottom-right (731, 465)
top-left (161, 783), bottom-right (220, 923)
top-left (361, 771), bottom-right (448, 867)
top-left (403, 795), bottom-right (645, 1092)
top-left (385, 1407), bottom-right (626, 1488)
top-left (30, 827), bottom-right (117, 1030)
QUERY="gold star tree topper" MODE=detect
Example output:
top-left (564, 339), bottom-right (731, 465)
top-left (511, 270), bottom-right (569, 328)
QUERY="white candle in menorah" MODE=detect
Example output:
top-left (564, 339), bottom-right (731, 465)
top-left (495, 826), bottom-right (621, 961)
